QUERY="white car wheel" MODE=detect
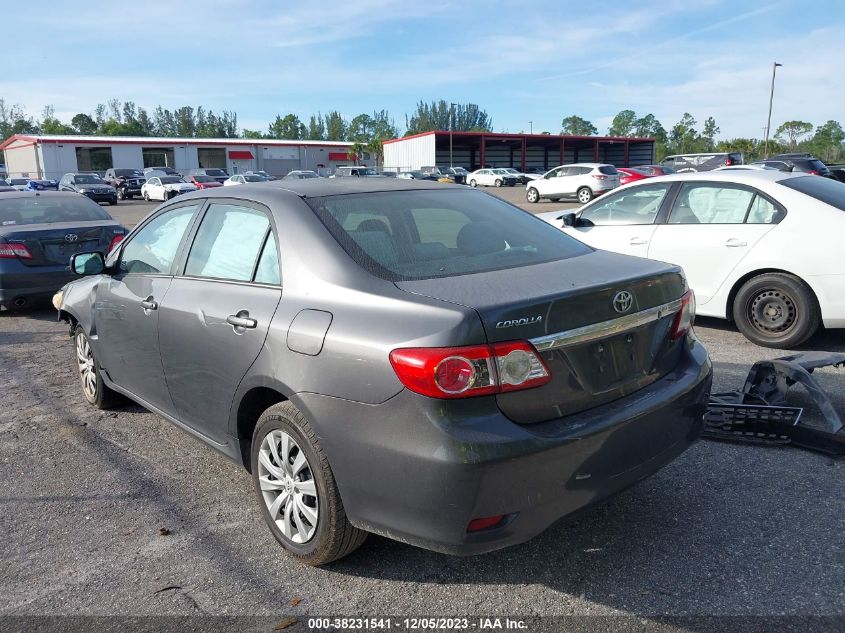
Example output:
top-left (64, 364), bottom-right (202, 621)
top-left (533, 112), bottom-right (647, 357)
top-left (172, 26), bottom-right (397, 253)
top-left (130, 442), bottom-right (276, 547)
top-left (469, 179), bottom-right (477, 187)
top-left (577, 187), bottom-right (593, 204)
top-left (526, 187), bottom-right (539, 203)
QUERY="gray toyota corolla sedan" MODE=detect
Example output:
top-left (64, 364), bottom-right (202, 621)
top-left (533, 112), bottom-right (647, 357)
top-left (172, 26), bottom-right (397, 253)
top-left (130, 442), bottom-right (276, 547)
top-left (56, 179), bottom-right (711, 565)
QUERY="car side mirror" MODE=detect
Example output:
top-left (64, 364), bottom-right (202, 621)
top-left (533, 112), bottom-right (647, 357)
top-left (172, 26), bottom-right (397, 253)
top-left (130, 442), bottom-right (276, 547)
top-left (559, 212), bottom-right (578, 227)
top-left (71, 251), bottom-right (105, 276)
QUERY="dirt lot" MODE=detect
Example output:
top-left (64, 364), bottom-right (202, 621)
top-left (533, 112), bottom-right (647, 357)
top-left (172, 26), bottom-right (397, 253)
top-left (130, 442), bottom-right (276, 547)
top-left (1, 301), bottom-right (843, 624)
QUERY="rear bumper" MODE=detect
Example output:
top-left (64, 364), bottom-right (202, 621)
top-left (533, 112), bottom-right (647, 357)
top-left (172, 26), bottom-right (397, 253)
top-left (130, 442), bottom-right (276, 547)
top-left (0, 262), bottom-right (77, 305)
top-left (293, 338), bottom-right (712, 555)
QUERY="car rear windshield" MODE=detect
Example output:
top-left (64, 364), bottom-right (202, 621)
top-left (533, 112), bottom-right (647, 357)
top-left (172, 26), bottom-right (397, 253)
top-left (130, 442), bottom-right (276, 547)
top-left (160, 177), bottom-right (184, 184)
top-left (115, 169), bottom-right (143, 177)
top-left (205, 169), bottom-right (226, 176)
top-left (193, 175), bottom-right (215, 182)
top-left (305, 189), bottom-right (591, 281)
top-left (599, 166), bottom-right (619, 175)
top-left (806, 159), bottom-right (828, 172)
top-left (779, 176), bottom-right (845, 211)
top-left (0, 196), bottom-right (112, 225)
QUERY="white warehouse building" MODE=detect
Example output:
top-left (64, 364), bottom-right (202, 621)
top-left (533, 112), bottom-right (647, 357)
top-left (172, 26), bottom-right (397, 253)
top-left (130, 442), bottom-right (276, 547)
top-left (0, 134), bottom-right (370, 180)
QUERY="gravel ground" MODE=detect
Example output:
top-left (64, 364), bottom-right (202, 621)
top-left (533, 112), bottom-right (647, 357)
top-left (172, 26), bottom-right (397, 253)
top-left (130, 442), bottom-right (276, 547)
top-left (1, 302), bottom-right (843, 624)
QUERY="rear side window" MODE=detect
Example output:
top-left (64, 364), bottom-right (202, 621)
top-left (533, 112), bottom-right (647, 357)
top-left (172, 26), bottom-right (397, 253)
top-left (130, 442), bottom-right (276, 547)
top-left (598, 166), bottom-right (619, 175)
top-left (306, 189), bottom-right (591, 281)
top-left (807, 159), bottom-right (827, 173)
top-left (185, 204), bottom-right (271, 281)
top-left (780, 175), bottom-right (845, 211)
top-left (670, 183), bottom-right (753, 224)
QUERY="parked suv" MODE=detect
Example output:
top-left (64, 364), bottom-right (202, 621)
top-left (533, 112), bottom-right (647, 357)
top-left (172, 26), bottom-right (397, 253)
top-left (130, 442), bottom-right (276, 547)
top-left (104, 168), bottom-right (146, 200)
top-left (752, 153), bottom-right (830, 177)
top-left (59, 173), bottom-right (118, 205)
top-left (332, 166), bottom-right (380, 177)
top-left (187, 168), bottom-right (230, 184)
top-left (526, 163), bottom-right (620, 204)
top-left (660, 153), bottom-right (743, 172)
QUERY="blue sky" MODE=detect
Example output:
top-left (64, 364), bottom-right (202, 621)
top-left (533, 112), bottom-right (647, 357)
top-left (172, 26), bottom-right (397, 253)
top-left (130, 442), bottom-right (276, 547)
top-left (3, 0), bottom-right (842, 139)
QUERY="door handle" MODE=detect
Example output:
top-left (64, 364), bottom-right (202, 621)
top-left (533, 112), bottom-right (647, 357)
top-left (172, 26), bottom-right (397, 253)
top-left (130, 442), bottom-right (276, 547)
top-left (724, 238), bottom-right (748, 247)
top-left (140, 297), bottom-right (158, 311)
top-left (227, 313), bottom-right (257, 329)
top-left (629, 237), bottom-right (648, 246)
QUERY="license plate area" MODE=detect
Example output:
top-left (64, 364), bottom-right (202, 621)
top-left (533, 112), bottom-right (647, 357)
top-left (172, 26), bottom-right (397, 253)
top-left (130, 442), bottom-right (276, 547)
top-left (44, 240), bottom-right (99, 263)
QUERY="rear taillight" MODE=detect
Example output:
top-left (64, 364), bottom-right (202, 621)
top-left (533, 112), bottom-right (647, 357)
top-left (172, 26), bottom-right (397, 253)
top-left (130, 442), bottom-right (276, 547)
top-left (809, 170), bottom-right (819, 175)
top-left (592, 174), bottom-right (608, 180)
top-left (670, 290), bottom-right (696, 340)
top-left (725, 158), bottom-right (733, 166)
top-left (0, 242), bottom-right (33, 259)
top-left (108, 234), bottom-right (125, 253)
top-left (389, 341), bottom-right (550, 399)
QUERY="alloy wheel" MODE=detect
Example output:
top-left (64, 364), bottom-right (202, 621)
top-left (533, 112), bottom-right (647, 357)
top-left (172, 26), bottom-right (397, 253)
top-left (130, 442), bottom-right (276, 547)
top-left (257, 429), bottom-right (319, 544)
top-left (76, 334), bottom-right (97, 400)
top-left (578, 188), bottom-right (592, 204)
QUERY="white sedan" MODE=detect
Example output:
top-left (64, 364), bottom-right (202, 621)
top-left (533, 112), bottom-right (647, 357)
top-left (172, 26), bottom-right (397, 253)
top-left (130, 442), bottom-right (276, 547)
top-left (224, 174), bottom-right (267, 186)
top-left (466, 168), bottom-right (518, 187)
top-left (141, 176), bottom-right (197, 201)
top-left (539, 170), bottom-right (845, 348)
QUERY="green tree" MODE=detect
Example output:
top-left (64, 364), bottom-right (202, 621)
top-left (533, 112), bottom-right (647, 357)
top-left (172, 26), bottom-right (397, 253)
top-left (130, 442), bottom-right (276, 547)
top-left (268, 114), bottom-right (306, 139)
top-left (0, 99), bottom-right (38, 139)
top-left (608, 110), bottom-right (637, 137)
top-left (324, 111), bottom-right (347, 141)
top-left (809, 120), bottom-right (845, 161)
top-left (668, 113), bottom-right (698, 154)
top-left (774, 120), bottom-right (813, 151)
top-left (40, 105), bottom-right (74, 134)
top-left (347, 113), bottom-right (374, 143)
top-left (71, 113), bottom-right (98, 135)
top-left (307, 114), bottom-right (325, 140)
top-left (242, 129), bottom-right (264, 139)
top-left (406, 101), bottom-right (492, 135)
top-left (701, 117), bottom-right (720, 152)
top-left (560, 115), bottom-right (597, 136)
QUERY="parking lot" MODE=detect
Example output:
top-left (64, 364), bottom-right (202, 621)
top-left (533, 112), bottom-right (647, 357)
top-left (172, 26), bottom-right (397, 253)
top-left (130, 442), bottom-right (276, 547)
top-left (1, 296), bottom-right (843, 621)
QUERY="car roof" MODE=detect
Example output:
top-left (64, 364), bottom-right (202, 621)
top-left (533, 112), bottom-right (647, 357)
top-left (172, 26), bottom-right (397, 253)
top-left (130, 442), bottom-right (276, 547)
top-left (181, 175), bottom-right (453, 203)
top-left (0, 190), bottom-right (91, 200)
top-left (628, 170), bottom-right (800, 186)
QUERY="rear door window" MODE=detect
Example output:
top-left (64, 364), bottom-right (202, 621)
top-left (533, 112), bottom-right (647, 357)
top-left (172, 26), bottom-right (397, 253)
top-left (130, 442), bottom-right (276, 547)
top-left (184, 203), bottom-right (271, 281)
top-left (669, 183), bottom-right (754, 224)
top-left (306, 189), bottom-right (590, 281)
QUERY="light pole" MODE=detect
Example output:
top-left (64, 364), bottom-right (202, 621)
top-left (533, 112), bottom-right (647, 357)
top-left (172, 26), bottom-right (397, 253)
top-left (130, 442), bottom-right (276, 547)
top-left (449, 102), bottom-right (457, 168)
top-left (529, 121), bottom-right (533, 134)
top-left (764, 62), bottom-right (782, 158)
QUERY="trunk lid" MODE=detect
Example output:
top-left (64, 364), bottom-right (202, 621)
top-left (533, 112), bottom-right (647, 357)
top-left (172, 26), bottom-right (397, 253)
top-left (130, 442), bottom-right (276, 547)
top-left (0, 221), bottom-right (124, 267)
top-left (396, 250), bottom-right (688, 424)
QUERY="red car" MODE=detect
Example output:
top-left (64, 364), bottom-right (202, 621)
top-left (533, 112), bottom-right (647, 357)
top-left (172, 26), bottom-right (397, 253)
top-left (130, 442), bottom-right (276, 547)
top-left (617, 167), bottom-right (652, 185)
top-left (184, 175), bottom-right (224, 190)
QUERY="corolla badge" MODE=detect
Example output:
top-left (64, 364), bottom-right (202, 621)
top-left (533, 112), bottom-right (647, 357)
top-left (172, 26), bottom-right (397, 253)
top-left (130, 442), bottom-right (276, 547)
top-left (612, 290), bottom-right (634, 313)
top-left (496, 315), bottom-right (543, 328)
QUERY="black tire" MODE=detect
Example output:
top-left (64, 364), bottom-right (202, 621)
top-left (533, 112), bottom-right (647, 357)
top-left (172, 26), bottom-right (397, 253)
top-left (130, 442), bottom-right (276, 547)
top-left (494, 179), bottom-right (502, 187)
top-left (251, 402), bottom-right (366, 566)
top-left (469, 179), bottom-right (477, 187)
top-left (109, 199), bottom-right (117, 206)
top-left (577, 187), bottom-right (593, 204)
top-left (732, 273), bottom-right (820, 348)
top-left (143, 191), bottom-right (150, 201)
top-left (117, 188), bottom-right (125, 200)
top-left (526, 187), bottom-right (540, 203)
top-left (73, 326), bottom-right (122, 409)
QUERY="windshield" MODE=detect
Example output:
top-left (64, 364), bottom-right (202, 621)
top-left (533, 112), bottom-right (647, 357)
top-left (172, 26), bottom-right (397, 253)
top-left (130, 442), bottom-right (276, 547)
top-left (115, 169), bottom-right (143, 177)
top-left (204, 169), bottom-right (227, 176)
top-left (492, 169), bottom-right (510, 175)
top-left (193, 175), bottom-right (215, 182)
top-left (0, 195), bottom-right (112, 225)
top-left (10, 179), bottom-right (28, 185)
top-left (160, 176), bottom-right (184, 184)
top-left (244, 175), bottom-right (264, 182)
top-left (305, 189), bottom-right (591, 281)
top-left (73, 175), bottom-right (104, 184)
top-left (779, 176), bottom-right (845, 211)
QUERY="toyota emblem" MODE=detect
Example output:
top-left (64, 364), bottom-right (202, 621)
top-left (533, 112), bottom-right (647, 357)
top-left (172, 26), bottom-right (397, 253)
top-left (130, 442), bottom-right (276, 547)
top-left (64, 234), bottom-right (79, 243)
top-left (612, 290), bottom-right (633, 314)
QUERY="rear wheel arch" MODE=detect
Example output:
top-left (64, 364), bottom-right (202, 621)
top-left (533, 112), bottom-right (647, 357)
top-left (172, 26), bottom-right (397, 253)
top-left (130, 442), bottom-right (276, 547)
top-left (236, 386), bottom-right (288, 470)
top-left (725, 268), bottom-right (819, 323)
